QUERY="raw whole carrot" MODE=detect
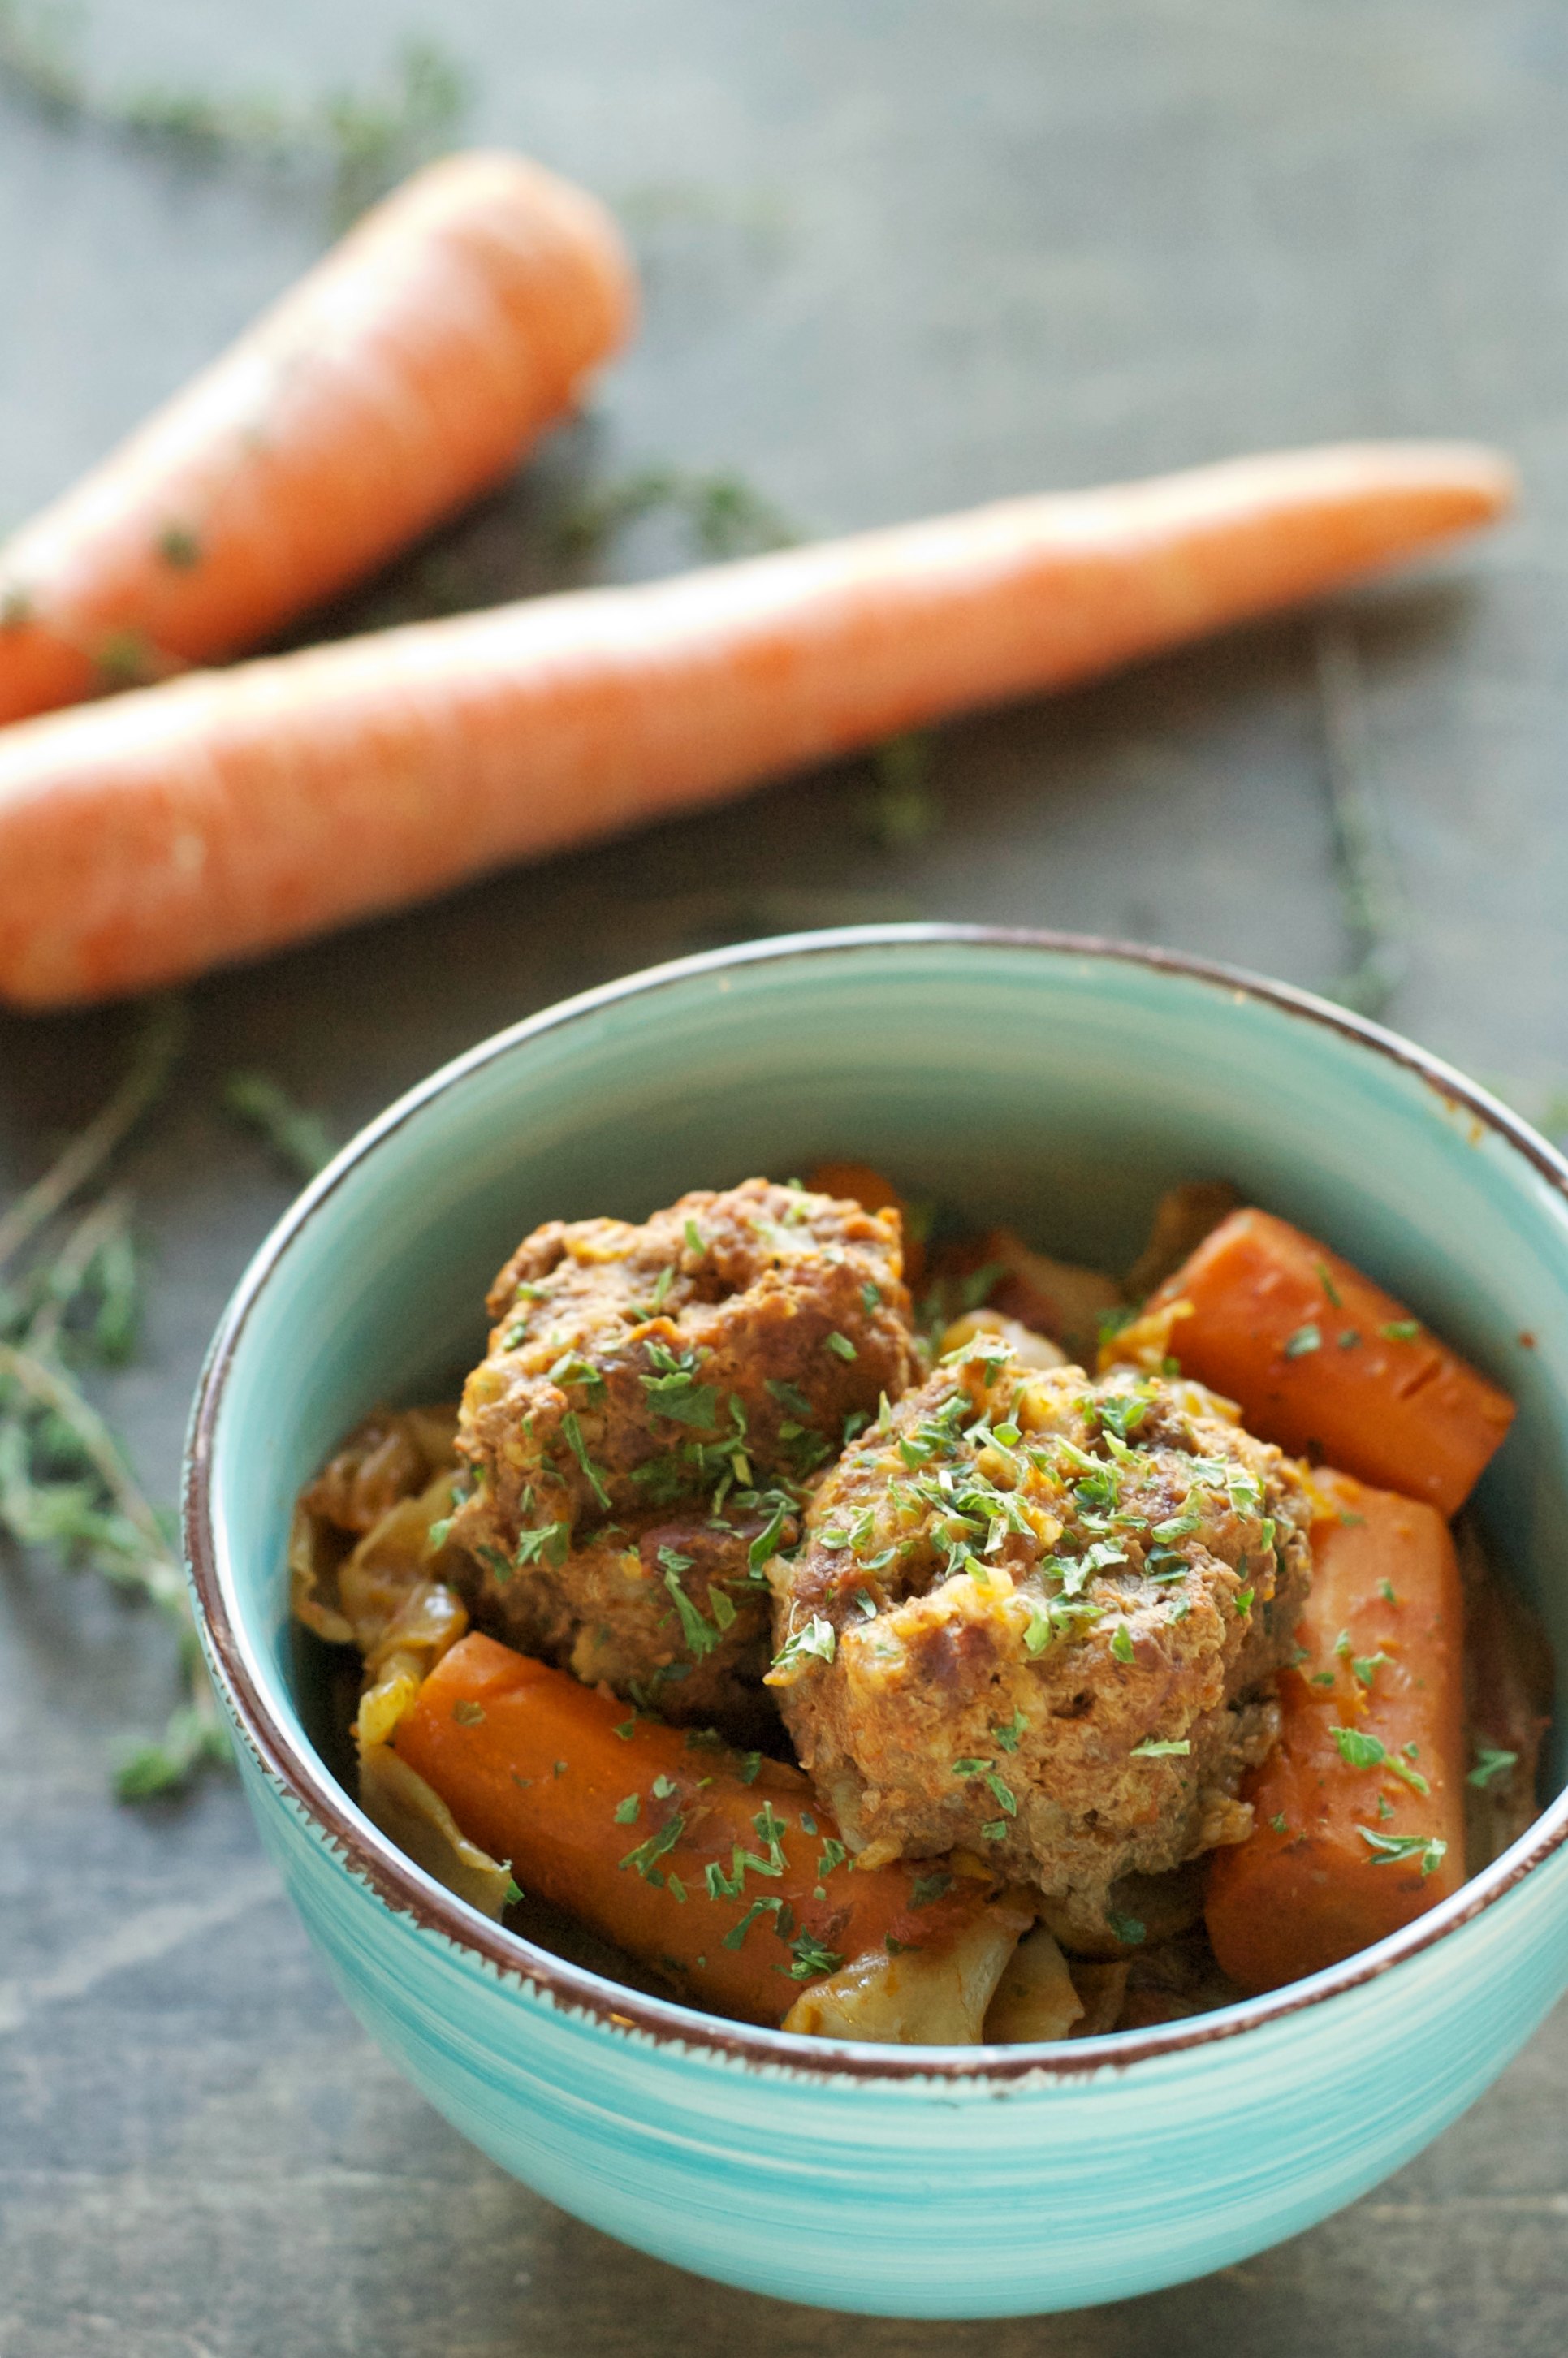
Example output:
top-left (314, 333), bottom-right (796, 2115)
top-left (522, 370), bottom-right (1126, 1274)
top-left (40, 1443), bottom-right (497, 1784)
top-left (1204, 1469), bottom-right (1467, 1993)
top-left (0, 441), bottom-right (1512, 1008)
top-left (394, 1631), bottom-right (998, 2025)
top-left (1136, 1207), bottom-right (1514, 1515)
top-left (0, 152), bottom-right (633, 728)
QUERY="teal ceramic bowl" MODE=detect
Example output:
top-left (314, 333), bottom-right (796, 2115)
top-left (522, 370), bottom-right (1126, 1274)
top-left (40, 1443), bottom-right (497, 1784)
top-left (184, 928), bottom-right (1568, 2318)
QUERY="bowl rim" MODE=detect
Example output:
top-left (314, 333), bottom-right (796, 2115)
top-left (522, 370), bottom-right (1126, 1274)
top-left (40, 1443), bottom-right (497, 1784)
top-left (184, 922), bottom-right (1568, 2083)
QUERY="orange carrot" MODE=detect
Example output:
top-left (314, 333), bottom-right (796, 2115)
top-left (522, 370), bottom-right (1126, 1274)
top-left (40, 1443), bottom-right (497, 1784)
top-left (395, 1631), bottom-right (996, 2026)
top-left (1205, 1469), bottom-right (1467, 1993)
top-left (0, 440), bottom-right (1511, 1008)
top-left (1138, 1208), bottom-right (1514, 1515)
top-left (0, 152), bottom-right (633, 728)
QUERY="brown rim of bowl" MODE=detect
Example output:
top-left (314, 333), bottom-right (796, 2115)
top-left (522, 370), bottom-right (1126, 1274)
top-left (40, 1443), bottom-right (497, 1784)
top-left (184, 923), bottom-right (1568, 2084)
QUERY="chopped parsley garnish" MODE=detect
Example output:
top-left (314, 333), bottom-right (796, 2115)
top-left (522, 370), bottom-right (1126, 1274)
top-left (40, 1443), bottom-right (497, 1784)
top-left (1358, 1827), bottom-right (1447, 1876)
top-left (1235, 1587), bottom-right (1255, 1616)
top-left (651, 1773), bottom-right (677, 1799)
top-left (549, 1351), bottom-right (607, 1399)
top-left (951, 1756), bottom-right (991, 1778)
top-left (503, 1876), bottom-right (524, 1906)
top-left (991, 1708), bottom-right (1027, 1753)
top-left (1107, 1911), bottom-right (1146, 1946)
top-left (515, 1520), bottom-right (570, 1569)
top-left (1283, 1324), bottom-right (1322, 1358)
top-left (684, 1218), bottom-right (704, 1255)
top-left (1131, 1737), bottom-right (1190, 1757)
top-left (825, 1330), bottom-right (857, 1361)
top-left (1351, 1652), bottom-right (1389, 1690)
top-left (620, 1811), bottom-right (686, 1880)
top-left (747, 1496), bottom-right (793, 1576)
top-left (770, 1615), bottom-right (836, 1675)
top-left (662, 1556), bottom-right (722, 1659)
top-left (766, 1377), bottom-right (816, 1419)
top-left (1338, 1328), bottom-right (1363, 1349)
top-left (909, 1868), bottom-right (952, 1907)
top-left (1380, 1319), bottom-right (1421, 1342)
top-left (1093, 1389), bottom-right (1150, 1442)
top-left (641, 1341), bottom-right (719, 1429)
top-left (817, 1837), bottom-right (848, 1877)
top-left (1378, 1578), bottom-right (1397, 1604)
top-left (451, 1699), bottom-right (485, 1726)
top-left (1316, 1261), bottom-right (1341, 1306)
top-left (984, 1771), bottom-right (1018, 1816)
top-left (862, 1280), bottom-right (882, 1314)
top-left (560, 1410), bottom-right (611, 1508)
top-left (614, 1793), bottom-right (641, 1824)
top-left (1110, 1625), bottom-right (1135, 1665)
top-left (979, 1820), bottom-right (1009, 1843)
top-left (1331, 1725), bottom-right (1428, 1793)
top-left (1468, 1746), bottom-right (1518, 1790)
top-left (723, 1896), bottom-right (787, 1950)
top-left (788, 1932), bottom-right (845, 1980)
top-left (1269, 1813), bottom-right (1288, 1835)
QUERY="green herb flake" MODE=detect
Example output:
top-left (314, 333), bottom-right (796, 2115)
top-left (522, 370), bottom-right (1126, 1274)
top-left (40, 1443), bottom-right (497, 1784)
top-left (1333, 1726), bottom-right (1387, 1770)
top-left (788, 1931), bottom-right (845, 1980)
top-left (1108, 1912), bottom-right (1147, 1946)
top-left (451, 1699), bottom-right (485, 1726)
top-left (1358, 1826), bottom-right (1447, 1876)
top-left (991, 1708), bottom-right (1027, 1753)
top-left (1339, 1328), bottom-right (1363, 1350)
top-left (909, 1868), bottom-right (952, 1907)
top-left (770, 1614), bottom-right (836, 1676)
top-left (1110, 1625), bottom-right (1135, 1665)
top-left (1316, 1260), bottom-right (1342, 1307)
top-left (1378, 1578), bottom-right (1397, 1604)
top-left (1283, 1324), bottom-right (1322, 1359)
top-left (620, 1811), bottom-right (686, 1880)
top-left (1380, 1319), bottom-right (1421, 1342)
top-left (1131, 1738), bottom-right (1190, 1757)
top-left (861, 1280), bottom-right (882, 1314)
top-left (722, 1895), bottom-right (787, 1950)
top-left (1235, 1586), bottom-right (1255, 1616)
top-left (614, 1793), bottom-right (641, 1825)
top-left (560, 1410), bottom-right (612, 1508)
top-left (684, 1218), bottom-right (704, 1255)
top-left (1269, 1813), bottom-right (1289, 1835)
top-left (1468, 1746), bottom-right (1518, 1790)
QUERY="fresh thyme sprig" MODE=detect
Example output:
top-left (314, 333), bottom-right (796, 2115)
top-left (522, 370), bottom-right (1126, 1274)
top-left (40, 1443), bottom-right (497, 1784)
top-left (1315, 622), bottom-right (1406, 1021)
top-left (220, 1070), bottom-right (335, 1181)
top-left (0, 6), bottom-right (468, 222)
top-left (0, 999), bottom-right (228, 1799)
top-left (555, 464), bottom-right (798, 564)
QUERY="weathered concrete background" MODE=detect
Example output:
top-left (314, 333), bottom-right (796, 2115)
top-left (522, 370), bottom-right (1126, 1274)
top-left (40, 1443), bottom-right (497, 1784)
top-left (3, 3), bottom-right (1567, 2351)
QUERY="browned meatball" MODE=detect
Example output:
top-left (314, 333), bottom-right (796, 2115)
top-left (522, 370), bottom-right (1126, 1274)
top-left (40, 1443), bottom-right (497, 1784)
top-left (767, 1339), bottom-right (1311, 1921)
top-left (448, 1179), bottom-right (922, 1730)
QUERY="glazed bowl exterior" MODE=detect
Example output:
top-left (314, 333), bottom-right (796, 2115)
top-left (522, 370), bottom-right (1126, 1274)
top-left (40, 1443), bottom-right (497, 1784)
top-left (184, 927), bottom-right (1568, 2318)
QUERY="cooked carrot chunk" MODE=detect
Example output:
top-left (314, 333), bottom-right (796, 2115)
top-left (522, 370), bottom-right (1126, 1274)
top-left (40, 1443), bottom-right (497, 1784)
top-left (1205, 1469), bottom-right (1467, 1993)
top-left (1140, 1208), bottom-right (1514, 1514)
top-left (395, 1633), bottom-right (996, 2025)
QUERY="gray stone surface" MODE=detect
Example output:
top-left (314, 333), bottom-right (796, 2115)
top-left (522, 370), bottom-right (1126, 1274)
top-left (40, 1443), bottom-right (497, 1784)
top-left (3, 2), bottom-right (1567, 2349)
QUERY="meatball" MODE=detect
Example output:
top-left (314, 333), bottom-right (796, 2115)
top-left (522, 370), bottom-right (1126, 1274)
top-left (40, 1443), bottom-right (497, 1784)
top-left (449, 1178), bottom-right (922, 1729)
top-left (767, 1338), bottom-right (1312, 1916)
